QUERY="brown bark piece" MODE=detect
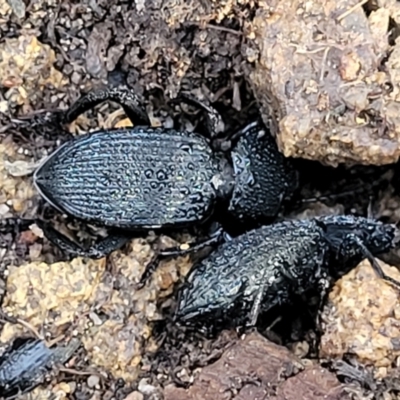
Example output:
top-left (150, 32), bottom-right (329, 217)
top-left (164, 332), bottom-right (350, 400)
top-left (272, 367), bottom-right (349, 400)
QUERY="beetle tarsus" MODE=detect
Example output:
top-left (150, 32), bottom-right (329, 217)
top-left (169, 93), bottom-right (225, 138)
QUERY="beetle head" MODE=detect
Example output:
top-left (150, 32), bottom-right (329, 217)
top-left (316, 215), bottom-right (397, 258)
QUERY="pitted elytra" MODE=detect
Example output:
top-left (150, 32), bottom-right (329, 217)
top-left (0, 337), bottom-right (79, 398)
top-left (34, 127), bottom-right (229, 230)
top-left (176, 215), bottom-right (400, 327)
top-left (1, 87), bottom-right (297, 283)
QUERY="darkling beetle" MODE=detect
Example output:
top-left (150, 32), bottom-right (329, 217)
top-left (1, 87), bottom-right (297, 285)
top-left (176, 215), bottom-right (400, 327)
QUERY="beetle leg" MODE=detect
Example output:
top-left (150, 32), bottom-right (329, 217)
top-left (159, 227), bottom-right (226, 257)
top-left (169, 93), bottom-right (225, 138)
top-left (63, 86), bottom-right (150, 126)
top-left (137, 228), bottom-right (226, 289)
top-left (349, 235), bottom-right (400, 289)
top-left (34, 220), bottom-right (132, 259)
top-left (314, 282), bottom-right (330, 339)
top-left (247, 280), bottom-right (267, 328)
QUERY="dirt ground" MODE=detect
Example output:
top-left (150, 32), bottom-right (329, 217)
top-left (2, 0), bottom-right (400, 399)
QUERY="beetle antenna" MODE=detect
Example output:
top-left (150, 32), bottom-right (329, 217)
top-left (367, 195), bottom-right (374, 219)
top-left (297, 186), bottom-right (366, 205)
top-left (353, 236), bottom-right (400, 289)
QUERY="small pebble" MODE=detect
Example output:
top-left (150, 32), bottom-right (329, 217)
top-left (0, 203), bottom-right (10, 216)
top-left (71, 71), bottom-right (81, 85)
top-left (87, 374), bottom-right (100, 388)
top-left (123, 391), bottom-right (144, 400)
top-left (138, 379), bottom-right (158, 396)
top-left (291, 341), bottom-right (309, 359)
top-left (89, 311), bottom-right (103, 326)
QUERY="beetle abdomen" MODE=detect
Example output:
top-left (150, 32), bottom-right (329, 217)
top-left (34, 128), bottom-right (220, 229)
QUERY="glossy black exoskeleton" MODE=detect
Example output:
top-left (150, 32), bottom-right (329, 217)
top-left (2, 87), bottom-right (297, 284)
top-left (176, 215), bottom-right (400, 327)
top-left (0, 337), bottom-right (79, 398)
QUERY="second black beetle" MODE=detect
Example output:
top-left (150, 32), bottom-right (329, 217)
top-left (176, 215), bottom-right (400, 327)
top-left (5, 87), bottom-right (297, 265)
top-left (0, 337), bottom-right (80, 398)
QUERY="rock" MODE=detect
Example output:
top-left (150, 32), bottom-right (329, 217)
top-left (320, 259), bottom-right (400, 371)
top-left (6, 0), bottom-right (25, 19)
top-left (123, 391), bottom-right (144, 400)
top-left (0, 136), bottom-right (37, 222)
top-left (138, 379), bottom-right (159, 396)
top-left (0, 258), bottom-right (107, 341)
top-left (0, 239), bottom-right (193, 383)
top-left (85, 22), bottom-right (113, 79)
top-left (246, 0), bottom-right (400, 166)
top-left (87, 375), bottom-right (100, 388)
top-left (4, 159), bottom-right (41, 177)
top-left (0, 35), bottom-right (66, 107)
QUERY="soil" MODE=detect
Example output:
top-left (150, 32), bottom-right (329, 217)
top-left (2, 1), bottom-right (400, 399)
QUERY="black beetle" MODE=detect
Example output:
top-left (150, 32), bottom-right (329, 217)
top-left (176, 215), bottom-right (400, 327)
top-left (0, 337), bottom-right (79, 398)
top-left (2, 87), bottom-right (297, 279)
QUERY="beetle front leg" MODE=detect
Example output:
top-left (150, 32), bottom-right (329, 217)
top-left (1, 218), bottom-right (132, 259)
top-left (64, 86), bottom-right (150, 127)
top-left (137, 228), bottom-right (227, 288)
